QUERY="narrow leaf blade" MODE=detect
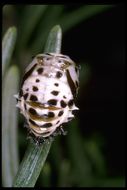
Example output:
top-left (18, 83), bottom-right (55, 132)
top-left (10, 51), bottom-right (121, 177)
top-left (2, 65), bottom-right (19, 187)
top-left (44, 25), bottom-right (62, 53)
top-left (2, 27), bottom-right (17, 77)
top-left (59, 5), bottom-right (114, 32)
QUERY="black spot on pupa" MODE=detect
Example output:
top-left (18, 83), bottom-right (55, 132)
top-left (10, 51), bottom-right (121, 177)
top-left (19, 89), bottom-right (23, 97)
top-left (63, 96), bottom-right (66, 99)
top-left (62, 122), bottom-right (67, 127)
top-left (42, 114), bottom-right (48, 119)
top-left (48, 112), bottom-right (55, 118)
top-left (56, 120), bottom-right (60, 125)
top-left (41, 123), bottom-right (52, 128)
top-left (33, 86), bottom-right (38, 91)
top-left (45, 57), bottom-right (50, 61)
top-left (68, 99), bottom-right (74, 107)
top-left (36, 79), bottom-right (40, 83)
top-left (45, 53), bottom-right (52, 56)
top-left (75, 67), bottom-right (78, 73)
top-left (21, 63), bottom-right (37, 87)
top-left (54, 83), bottom-right (59, 86)
top-left (37, 68), bottom-right (43, 74)
top-left (32, 55), bottom-right (35, 59)
top-left (66, 69), bottom-right (76, 97)
top-left (51, 91), bottom-right (59, 96)
top-left (29, 108), bottom-right (37, 115)
top-left (58, 110), bottom-right (64, 116)
top-left (57, 55), bottom-right (67, 58)
top-left (75, 80), bottom-right (79, 87)
top-left (68, 117), bottom-right (73, 121)
top-left (29, 118), bottom-right (38, 126)
top-left (26, 88), bottom-right (29, 91)
top-left (72, 109), bottom-right (78, 115)
top-left (30, 95), bottom-right (38, 101)
top-left (16, 98), bottom-right (19, 103)
top-left (48, 99), bottom-right (57, 106)
top-left (58, 59), bottom-right (63, 63)
top-left (56, 71), bottom-right (62, 78)
top-left (60, 100), bottom-right (67, 108)
top-left (24, 93), bottom-right (29, 100)
top-left (24, 103), bottom-right (27, 110)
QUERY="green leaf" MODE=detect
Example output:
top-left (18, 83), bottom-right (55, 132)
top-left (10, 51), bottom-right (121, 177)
top-left (101, 177), bottom-right (125, 187)
top-left (59, 5), bottom-right (114, 32)
top-left (18, 5), bottom-right (48, 50)
top-left (13, 142), bottom-right (52, 187)
top-left (44, 25), bottom-right (62, 53)
top-left (13, 25), bottom-right (62, 187)
top-left (37, 162), bottom-right (51, 187)
top-left (30, 5), bottom-right (64, 55)
top-left (2, 65), bottom-right (19, 187)
top-left (94, 177), bottom-right (125, 187)
top-left (66, 120), bottom-right (93, 186)
top-left (84, 138), bottom-right (106, 176)
top-left (2, 27), bottom-right (17, 77)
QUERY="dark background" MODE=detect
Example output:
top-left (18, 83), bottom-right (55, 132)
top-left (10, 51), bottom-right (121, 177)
top-left (63, 4), bottom-right (125, 176)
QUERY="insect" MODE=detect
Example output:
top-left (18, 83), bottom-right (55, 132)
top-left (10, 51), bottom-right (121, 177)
top-left (14, 53), bottom-right (79, 144)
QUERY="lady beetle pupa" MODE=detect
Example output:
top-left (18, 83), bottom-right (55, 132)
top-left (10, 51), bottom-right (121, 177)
top-left (15, 53), bottom-right (79, 144)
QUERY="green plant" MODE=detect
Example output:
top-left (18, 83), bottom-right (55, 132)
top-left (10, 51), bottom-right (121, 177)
top-left (2, 27), bottom-right (19, 187)
top-left (12, 25), bottom-right (62, 187)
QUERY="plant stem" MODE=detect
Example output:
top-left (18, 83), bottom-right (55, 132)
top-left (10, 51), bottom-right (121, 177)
top-left (13, 141), bottom-right (52, 187)
top-left (13, 25), bottom-right (62, 187)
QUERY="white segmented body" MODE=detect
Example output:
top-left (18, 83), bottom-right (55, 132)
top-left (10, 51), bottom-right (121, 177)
top-left (15, 53), bottom-right (79, 139)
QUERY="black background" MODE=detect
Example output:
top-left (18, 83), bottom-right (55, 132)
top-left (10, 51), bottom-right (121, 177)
top-left (63, 4), bottom-right (125, 176)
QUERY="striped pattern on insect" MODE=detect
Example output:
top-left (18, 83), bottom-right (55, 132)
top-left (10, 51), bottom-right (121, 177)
top-left (14, 53), bottom-right (79, 144)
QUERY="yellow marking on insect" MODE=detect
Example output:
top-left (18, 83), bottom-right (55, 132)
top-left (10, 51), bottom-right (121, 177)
top-left (27, 101), bottom-right (61, 110)
top-left (29, 112), bottom-right (58, 122)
